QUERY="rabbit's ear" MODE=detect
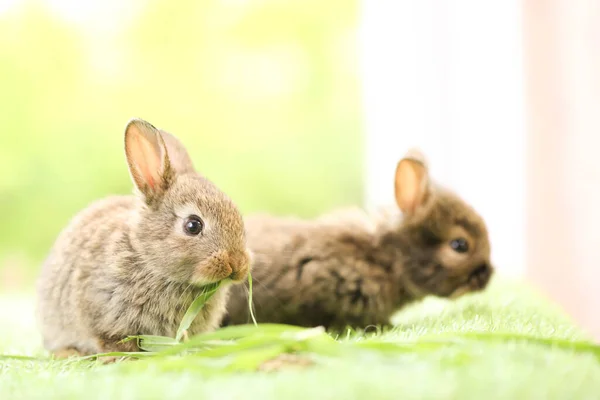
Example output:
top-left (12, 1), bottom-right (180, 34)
top-left (394, 148), bottom-right (431, 215)
top-left (159, 130), bottom-right (196, 175)
top-left (124, 118), bottom-right (174, 201)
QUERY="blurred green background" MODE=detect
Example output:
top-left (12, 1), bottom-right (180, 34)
top-left (0, 0), bottom-right (363, 288)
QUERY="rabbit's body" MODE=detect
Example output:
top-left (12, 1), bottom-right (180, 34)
top-left (38, 196), bottom-right (228, 354)
top-left (225, 210), bottom-right (403, 329)
top-left (224, 152), bottom-right (493, 330)
top-left (37, 119), bottom-right (249, 356)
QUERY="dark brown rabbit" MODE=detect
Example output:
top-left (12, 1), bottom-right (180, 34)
top-left (223, 150), bottom-right (493, 330)
top-left (36, 118), bottom-right (250, 357)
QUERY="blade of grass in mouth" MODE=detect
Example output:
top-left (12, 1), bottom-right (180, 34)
top-left (248, 272), bottom-right (258, 326)
top-left (99, 272), bottom-right (257, 355)
top-left (175, 281), bottom-right (222, 342)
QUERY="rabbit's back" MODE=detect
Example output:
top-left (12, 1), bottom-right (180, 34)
top-left (225, 215), bottom-right (311, 325)
top-left (36, 195), bottom-right (136, 353)
top-left (243, 213), bottom-right (314, 284)
top-left (225, 212), bottom-right (398, 328)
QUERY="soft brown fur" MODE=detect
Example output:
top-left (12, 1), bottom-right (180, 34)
top-left (36, 118), bottom-right (250, 357)
top-left (223, 150), bottom-right (493, 330)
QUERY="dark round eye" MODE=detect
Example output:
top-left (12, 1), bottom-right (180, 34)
top-left (450, 238), bottom-right (469, 253)
top-left (183, 215), bottom-right (204, 236)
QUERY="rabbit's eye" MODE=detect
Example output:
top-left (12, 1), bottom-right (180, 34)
top-left (450, 238), bottom-right (469, 253)
top-left (184, 215), bottom-right (204, 236)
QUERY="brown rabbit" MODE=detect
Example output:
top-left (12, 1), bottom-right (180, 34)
top-left (223, 150), bottom-right (493, 330)
top-left (36, 118), bottom-right (250, 357)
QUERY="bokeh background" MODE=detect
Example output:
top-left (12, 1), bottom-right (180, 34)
top-left (1, 0), bottom-right (599, 339)
top-left (0, 0), bottom-right (362, 287)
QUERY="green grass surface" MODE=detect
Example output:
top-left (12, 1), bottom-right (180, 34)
top-left (2, 278), bottom-right (599, 400)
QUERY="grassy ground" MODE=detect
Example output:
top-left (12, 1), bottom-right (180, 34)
top-left (1, 278), bottom-right (599, 400)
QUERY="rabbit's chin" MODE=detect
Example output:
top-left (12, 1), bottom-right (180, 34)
top-left (448, 284), bottom-right (473, 299)
top-left (447, 279), bottom-right (488, 299)
top-left (402, 274), bottom-right (475, 301)
top-left (189, 276), bottom-right (224, 288)
top-left (188, 274), bottom-right (242, 289)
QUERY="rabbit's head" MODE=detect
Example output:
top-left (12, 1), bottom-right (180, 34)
top-left (384, 149), bottom-right (493, 299)
top-left (124, 118), bottom-right (250, 287)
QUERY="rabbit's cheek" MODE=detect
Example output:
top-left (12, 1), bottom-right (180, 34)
top-left (192, 262), bottom-right (232, 284)
top-left (407, 263), bottom-right (463, 298)
top-left (190, 250), bottom-right (243, 284)
top-left (437, 246), bottom-right (471, 274)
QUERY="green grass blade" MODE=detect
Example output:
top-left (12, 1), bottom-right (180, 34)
top-left (184, 323), bottom-right (308, 342)
top-left (129, 335), bottom-right (181, 352)
top-left (248, 272), bottom-right (258, 326)
top-left (125, 335), bottom-right (178, 344)
top-left (156, 324), bottom-right (317, 356)
top-left (175, 281), bottom-right (221, 342)
top-left (182, 328), bottom-right (330, 358)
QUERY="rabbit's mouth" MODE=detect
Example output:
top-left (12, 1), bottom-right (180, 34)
top-left (469, 263), bottom-right (492, 288)
top-left (449, 263), bottom-right (493, 298)
top-left (191, 276), bottom-right (225, 288)
top-left (190, 250), bottom-right (251, 286)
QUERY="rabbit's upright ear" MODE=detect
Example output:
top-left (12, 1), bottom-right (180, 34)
top-left (394, 148), bottom-right (431, 215)
top-left (124, 118), bottom-right (174, 202)
top-left (159, 130), bottom-right (195, 175)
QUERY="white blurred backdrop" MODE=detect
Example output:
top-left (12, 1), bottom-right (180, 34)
top-left (360, 0), bottom-right (600, 340)
top-left (360, 0), bottom-right (525, 277)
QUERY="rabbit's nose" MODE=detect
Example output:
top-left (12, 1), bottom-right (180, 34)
top-left (227, 250), bottom-right (250, 282)
top-left (469, 263), bottom-right (492, 289)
